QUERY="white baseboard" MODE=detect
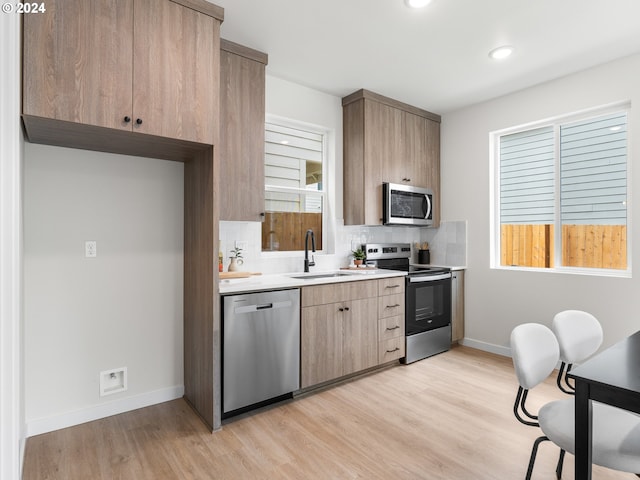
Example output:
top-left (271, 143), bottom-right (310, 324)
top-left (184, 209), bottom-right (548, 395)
top-left (25, 385), bottom-right (184, 437)
top-left (459, 337), bottom-right (511, 357)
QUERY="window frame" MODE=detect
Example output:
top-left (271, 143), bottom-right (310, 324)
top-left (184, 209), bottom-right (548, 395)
top-left (261, 114), bottom-right (329, 256)
top-left (490, 102), bottom-right (632, 277)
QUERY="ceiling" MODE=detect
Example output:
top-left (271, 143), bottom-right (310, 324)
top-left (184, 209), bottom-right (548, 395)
top-left (211, 0), bottom-right (640, 115)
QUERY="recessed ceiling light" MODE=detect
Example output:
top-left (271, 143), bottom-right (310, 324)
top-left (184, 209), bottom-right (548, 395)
top-left (280, 140), bottom-right (289, 144)
top-left (489, 45), bottom-right (514, 60)
top-left (404, 0), bottom-right (433, 8)
top-left (610, 126), bottom-right (622, 131)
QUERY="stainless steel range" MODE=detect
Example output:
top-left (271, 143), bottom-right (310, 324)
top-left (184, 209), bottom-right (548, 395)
top-left (364, 243), bottom-right (452, 363)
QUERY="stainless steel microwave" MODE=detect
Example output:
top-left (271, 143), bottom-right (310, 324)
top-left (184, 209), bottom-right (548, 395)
top-left (383, 182), bottom-right (433, 226)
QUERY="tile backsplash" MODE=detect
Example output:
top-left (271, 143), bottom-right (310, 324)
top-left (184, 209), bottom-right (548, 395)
top-left (219, 220), bottom-right (466, 273)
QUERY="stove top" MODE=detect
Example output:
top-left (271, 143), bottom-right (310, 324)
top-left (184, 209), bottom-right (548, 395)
top-left (361, 243), bottom-right (450, 276)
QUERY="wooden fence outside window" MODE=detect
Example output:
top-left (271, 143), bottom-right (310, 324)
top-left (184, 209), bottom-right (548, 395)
top-left (501, 224), bottom-right (626, 270)
top-left (262, 212), bottom-right (323, 252)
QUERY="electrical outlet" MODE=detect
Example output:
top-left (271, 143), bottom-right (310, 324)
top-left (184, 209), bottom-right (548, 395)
top-left (235, 240), bottom-right (248, 251)
top-left (85, 241), bottom-right (97, 258)
top-left (99, 367), bottom-right (127, 396)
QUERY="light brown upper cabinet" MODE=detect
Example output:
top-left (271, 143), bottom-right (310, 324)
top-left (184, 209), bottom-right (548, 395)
top-left (219, 40), bottom-right (268, 221)
top-left (342, 89), bottom-right (441, 227)
top-left (23, 0), bottom-right (222, 149)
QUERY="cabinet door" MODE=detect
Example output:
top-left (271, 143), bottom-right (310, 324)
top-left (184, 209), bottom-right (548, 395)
top-left (402, 112), bottom-right (429, 186)
top-left (363, 101), bottom-right (402, 224)
top-left (23, 0), bottom-right (133, 130)
top-left (425, 119), bottom-right (441, 226)
top-left (301, 304), bottom-right (343, 388)
top-left (342, 298), bottom-right (378, 376)
top-left (451, 271), bottom-right (465, 342)
top-left (133, 0), bottom-right (217, 144)
top-left (219, 48), bottom-right (266, 221)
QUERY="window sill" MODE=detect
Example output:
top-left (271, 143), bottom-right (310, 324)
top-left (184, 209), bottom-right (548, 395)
top-left (491, 265), bottom-right (631, 279)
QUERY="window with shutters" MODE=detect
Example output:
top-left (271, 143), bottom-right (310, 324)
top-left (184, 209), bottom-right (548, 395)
top-left (491, 106), bottom-right (630, 275)
top-left (262, 120), bottom-right (326, 252)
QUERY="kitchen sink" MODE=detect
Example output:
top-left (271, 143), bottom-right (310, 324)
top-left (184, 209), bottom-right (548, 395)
top-left (289, 272), bottom-right (353, 280)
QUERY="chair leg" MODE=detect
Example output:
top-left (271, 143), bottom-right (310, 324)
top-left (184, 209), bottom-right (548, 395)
top-left (526, 436), bottom-right (549, 480)
top-left (563, 364), bottom-right (575, 392)
top-left (555, 449), bottom-right (566, 479)
top-left (556, 363), bottom-right (575, 395)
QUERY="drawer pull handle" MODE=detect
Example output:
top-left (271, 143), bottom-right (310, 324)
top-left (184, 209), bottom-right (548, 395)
top-left (386, 325), bottom-right (400, 331)
top-left (386, 347), bottom-right (400, 353)
top-left (385, 284), bottom-right (400, 289)
top-left (387, 304), bottom-right (400, 308)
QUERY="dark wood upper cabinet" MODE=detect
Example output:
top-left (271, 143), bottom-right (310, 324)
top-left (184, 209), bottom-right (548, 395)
top-left (219, 39), bottom-right (268, 221)
top-left (342, 89), bottom-right (441, 227)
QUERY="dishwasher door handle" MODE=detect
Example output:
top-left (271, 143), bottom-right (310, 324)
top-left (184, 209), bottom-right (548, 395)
top-left (234, 300), bottom-right (293, 314)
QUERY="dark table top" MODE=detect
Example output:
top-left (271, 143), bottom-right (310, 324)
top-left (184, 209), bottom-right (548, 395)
top-left (568, 330), bottom-right (640, 395)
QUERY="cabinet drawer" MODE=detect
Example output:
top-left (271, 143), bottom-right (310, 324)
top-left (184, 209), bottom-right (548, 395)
top-left (302, 280), bottom-right (377, 307)
top-left (379, 337), bottom-right (405, 363)
top-left (379, 315), bottom-right (405, 341)
top-left (378, 293), bottom-right (404, 318)
top-left (378, 277), bottom-right (404, 296)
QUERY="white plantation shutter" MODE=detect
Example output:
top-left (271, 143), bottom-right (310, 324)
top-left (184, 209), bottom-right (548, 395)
top-left (264, 122), bottom-right (323, 213)
top-left (560, 112), bottom-right (627, 225)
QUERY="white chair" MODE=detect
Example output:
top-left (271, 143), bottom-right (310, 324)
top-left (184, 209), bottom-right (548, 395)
top-left (510, 323), bottom-right (640, 479)
top-left (551, 310), bottom-right (603, 394)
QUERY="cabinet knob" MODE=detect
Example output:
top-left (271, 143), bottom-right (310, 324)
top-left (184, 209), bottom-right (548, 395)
top-left (136, 118), bottom-right (143, 125)
top-left (123, 116), bottom-right (131, 123)
top-left (338, 307), bottom-right (344, 312)
top-left (344, 307), bottom-right (350, 311)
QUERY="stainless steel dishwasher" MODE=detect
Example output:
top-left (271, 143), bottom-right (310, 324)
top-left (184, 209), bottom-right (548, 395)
top-left (223, 289), bottom-right (300, 416)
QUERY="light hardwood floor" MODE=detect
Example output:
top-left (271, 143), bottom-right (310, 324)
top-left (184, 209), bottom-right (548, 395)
top-left (23, 346), bottom-right (633, 479)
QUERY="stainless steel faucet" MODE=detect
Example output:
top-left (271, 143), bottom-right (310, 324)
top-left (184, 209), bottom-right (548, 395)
top-left (304, 229), bottom-right (316, 272)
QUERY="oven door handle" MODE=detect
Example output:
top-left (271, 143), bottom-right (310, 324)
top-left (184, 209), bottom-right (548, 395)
top-left (408, 273), bottom-right (451, 283)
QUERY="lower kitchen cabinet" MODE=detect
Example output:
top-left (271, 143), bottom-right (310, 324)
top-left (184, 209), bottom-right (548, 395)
top-left (300, 280), bottom-right (378, 389)
top-left (451, 270), bottom-right (465, 343)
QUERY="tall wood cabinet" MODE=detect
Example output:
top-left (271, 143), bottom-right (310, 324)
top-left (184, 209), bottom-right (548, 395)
top-left (22, 0), bottom-right (225, 431)
top-left (219, 40), bottom-right (268, 221)
top-left (23, 0), bottom-right (221, 158)
top-left (342, 89), bottom-right (441, 226)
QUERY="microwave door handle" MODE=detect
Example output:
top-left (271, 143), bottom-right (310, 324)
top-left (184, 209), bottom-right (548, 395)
top-left (422, 195), bottom-right (431, 219)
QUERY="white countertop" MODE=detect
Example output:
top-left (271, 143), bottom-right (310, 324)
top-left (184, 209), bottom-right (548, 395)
top-left (219, 269), bottom-right (407, 295)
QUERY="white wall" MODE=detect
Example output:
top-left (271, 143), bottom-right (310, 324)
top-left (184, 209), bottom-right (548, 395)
top-left (1, 9), bottom-right (24, 480)
top-left (441, 53), bottom-right (640, 354)
top-left (24, 145), bottom-right (185, 435)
